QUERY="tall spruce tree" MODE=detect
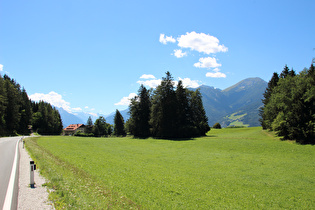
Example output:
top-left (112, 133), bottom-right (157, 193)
top-left (190, 89), bottom-right (210, 136)
top-left (150, 72), bottom-right (177, 138)
top-left (114, 109), bottom-right (126, 136)
top-left (128, 85), bottom-right (151, 137)
top-left (4, 75), bottom-right (21, 134)
top-left (86, 116), bottom-right (93, 133)
top-left (176, 80), bottom-right (194, 137)
top-left (18, 88), bottom-right (32, 134)
top-left (260, 72), bottom-right (279, 129)
top-left (0, 75), bottom-right (7, 135)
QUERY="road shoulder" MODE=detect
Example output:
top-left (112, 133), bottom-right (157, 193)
top-left (18, 139), bottom-right (54, 209)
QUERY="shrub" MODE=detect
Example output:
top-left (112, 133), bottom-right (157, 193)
top-left (213, 123), bottom-right (222, 129)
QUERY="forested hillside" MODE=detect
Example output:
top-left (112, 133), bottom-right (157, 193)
top-left (0, 74), bottom-right (63, 136)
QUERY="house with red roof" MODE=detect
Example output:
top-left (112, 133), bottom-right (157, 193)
top-left (63, 124), bottom-right (86, 136)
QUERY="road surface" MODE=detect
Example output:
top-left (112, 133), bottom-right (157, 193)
top-left (0, 137), bottom-right (21, 210)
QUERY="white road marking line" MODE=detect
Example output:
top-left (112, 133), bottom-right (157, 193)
top-left (2, 139), bottom-right (20, 210)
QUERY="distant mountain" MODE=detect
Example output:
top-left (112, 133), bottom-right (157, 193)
top-left (58, 77), bottom-right (267, 128)
top-left (195, 77), bottom-right (267, 127)
top-left (56, 107), bottom-right (85, 128)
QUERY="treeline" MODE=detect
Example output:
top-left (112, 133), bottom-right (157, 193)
top-left (126, 72), bottom-right (210, 138)
top-left (0, 74), bottom-right (63, 136)
top-left (260, 63), bottom-right (315, 144)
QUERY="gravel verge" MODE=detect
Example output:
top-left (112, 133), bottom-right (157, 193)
top-left (18, 140), bottom-right (54, 209)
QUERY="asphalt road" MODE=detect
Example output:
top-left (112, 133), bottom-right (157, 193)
top-left (0, 137), bottom-right (21, 210)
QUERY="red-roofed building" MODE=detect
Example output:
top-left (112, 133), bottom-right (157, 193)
top-left (63, 124), bottom-right (86, 135)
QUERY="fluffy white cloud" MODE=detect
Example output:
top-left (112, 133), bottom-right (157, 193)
top-left (115, 93), bottom-right (137, 106)
top-left (206, 72), bottom-right (226, 78)
top-left (194, 57), bottom-right (221, 69)
top-left (173, 49), bottom-right (187, 58)
top-left (137, 79), bottom-right (162, 88)
top-left (0, 64), bottom-right (3, 71)
top-left (159, 34), bottom-right (176, 44)
top-left (140, 74), bottom-right (156, 79)
top-left (178, 77), bottom-right (201, 88)
top-left (177, 31), bottom-right (228, 54)
top-left (29, 91), bottom-right (76, 112)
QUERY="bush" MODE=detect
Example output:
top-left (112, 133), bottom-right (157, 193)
top-left (213, 123), bottom-right (222, 129)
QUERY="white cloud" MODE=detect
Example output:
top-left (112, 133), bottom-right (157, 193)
top-left (115, 93), bottom-right (137, 106)
top-left (137, 79), bottom-right (162, 88)
top-left (159, 34), bottom-right (176, 44)
top-left (177, 31), bottom-right (228, 54)
top-left (213, 68), bottom-right (220, 72)
top-left (178, 77), bottom-right (201, 88)
top-left (0, 64), bottom-right (3, 71)
top-left (140, 74), bottom-right (156, 79)
top-left (84, 106), bottom-right (89, 109)
top-left (72, 107), bottom-right (82, 112)
top-left (173, 49), bottom-right (187, 58)
top-left (194, 57), bottom-right (221, 69)
top-left (206, 72), bottom-right (226, 78)
top-left (29, 91), bottom-right (75, 112)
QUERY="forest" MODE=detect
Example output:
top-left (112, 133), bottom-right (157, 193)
top-left (260, 63), bottom-right (315, 144)
top-left (0, 74), bottom-right (63, 136)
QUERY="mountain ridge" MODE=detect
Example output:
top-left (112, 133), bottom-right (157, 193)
top-left (58, 77), bottom-right (267, 128)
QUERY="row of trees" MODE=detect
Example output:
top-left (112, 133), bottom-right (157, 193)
top-left (78, 111), bottom-right (125, 137)
top-left (0, 74), bottom-right (63, 136)
top-left (260, 64), bottom-right (315, 144)
top-left (126, 72), bottom-right (210, 138)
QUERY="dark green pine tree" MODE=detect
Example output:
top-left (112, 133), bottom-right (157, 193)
top-left (4, 75), bottom-right (21, 134)
top-left (150, 72), bottom-right (177, 138)
top-left (280, 65), bottom-right (290, 79)
top-left (176, 80), bottom-right (194, 137)
top-left (86, 116), bottom-right (93, 133)
top-left (0, 75), bottom-right (7, 136)
top-left (190, 89), bottom-right (210, 136)
top-left (114, 109), bottom-right (126, 136)
top-left (128, 85), bottom-right (151, 137)
top-left (18, 88), bottom-right (32, 134)
top-left (260, 72), bottom-right (279, 129)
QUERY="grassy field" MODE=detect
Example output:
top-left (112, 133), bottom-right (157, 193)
top-left (26, 127), bottom-right (315, 209)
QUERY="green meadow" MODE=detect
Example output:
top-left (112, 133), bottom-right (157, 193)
top-left (26, 127), bottom-right (315, 209)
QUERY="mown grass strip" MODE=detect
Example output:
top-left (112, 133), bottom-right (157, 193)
top-left (26, 127), bottom-right (315, 209)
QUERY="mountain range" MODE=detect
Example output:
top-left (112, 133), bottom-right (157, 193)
top-left (59, 77), bottom-right (267, 128)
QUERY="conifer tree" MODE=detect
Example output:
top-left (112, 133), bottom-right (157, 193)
top-left (260, 72), bottom-right (279, 129)
top-left (128, 85), bottom-right (151, 137)
top-left (150, 72), bottom-right (177, 138)
top-left (176, 80), bottom-right (194, 137)
top-left (18, 88), bottom-right (32, 134)
top-left (86, 116), bottom-right (93, 133)
top-left (4, 75), bottom-right (21, 134)
top-left (114, 109), bottom-right (126, 136)
top-left (0, 75), bottom-right (7, 135)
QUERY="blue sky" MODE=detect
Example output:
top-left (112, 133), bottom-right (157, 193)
top-left (1, 0), bottom-right (314, 117)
